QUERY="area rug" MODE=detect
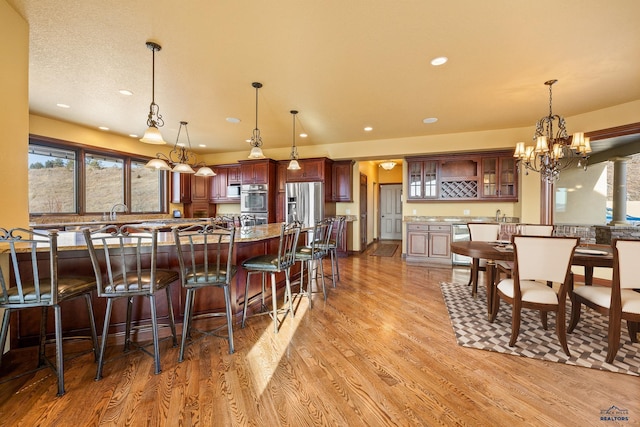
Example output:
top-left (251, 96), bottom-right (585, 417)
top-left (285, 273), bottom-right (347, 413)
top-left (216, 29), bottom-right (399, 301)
top-left (440, 282), bottom-right (640, 376)
top-left (370, 244), bottom-right (398, 257)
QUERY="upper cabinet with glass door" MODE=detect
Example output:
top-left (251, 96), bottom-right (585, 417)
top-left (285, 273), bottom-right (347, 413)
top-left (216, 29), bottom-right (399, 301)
top-left (407, 150), bottom-right (517, 202)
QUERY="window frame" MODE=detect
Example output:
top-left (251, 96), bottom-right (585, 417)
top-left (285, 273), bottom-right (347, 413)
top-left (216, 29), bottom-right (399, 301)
top-left (28, 135), bottom-right (168, 217)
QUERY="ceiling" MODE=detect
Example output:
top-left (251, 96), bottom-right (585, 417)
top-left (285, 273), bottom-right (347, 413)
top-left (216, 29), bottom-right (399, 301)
top-left (7, 0), bottom-right (640, 158)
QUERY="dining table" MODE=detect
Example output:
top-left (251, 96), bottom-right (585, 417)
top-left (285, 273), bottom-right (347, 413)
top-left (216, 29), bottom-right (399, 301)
top-left (450, 240), bottom-right (613, 320)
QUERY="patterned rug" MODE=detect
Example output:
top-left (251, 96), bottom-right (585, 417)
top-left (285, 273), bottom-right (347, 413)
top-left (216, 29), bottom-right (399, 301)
top-left (370, 244), bottom-right (398, 257)
top-left (440, 282), bottom-right (640, 376)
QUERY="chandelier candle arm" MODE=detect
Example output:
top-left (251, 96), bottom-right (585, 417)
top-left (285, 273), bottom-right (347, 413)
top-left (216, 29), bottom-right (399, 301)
top-left (140, 41), bottom-right (167, 145)
top-left (513, 79), bottom-right (590, 181)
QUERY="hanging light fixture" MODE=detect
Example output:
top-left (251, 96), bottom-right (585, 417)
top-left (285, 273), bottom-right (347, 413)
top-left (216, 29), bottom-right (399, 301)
top-left (247, 82), bottom-right (266, 159)
top-left (379, 161), bottom-right (397, 170)
top-left (513, 79), bottom-right (591, 181)
top-left (287, 110), bottom-right (301, 170)
top-left (145, 121), bottom-right (215, 176)
top-left (139, 41), bottom-right (167, 145)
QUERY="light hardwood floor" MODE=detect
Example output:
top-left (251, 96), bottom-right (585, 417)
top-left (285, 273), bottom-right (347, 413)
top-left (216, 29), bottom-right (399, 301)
top-left (1, 241), bottom-right (638, 426)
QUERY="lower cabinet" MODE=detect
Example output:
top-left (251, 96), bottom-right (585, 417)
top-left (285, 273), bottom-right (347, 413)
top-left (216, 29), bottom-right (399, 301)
top-left (406, 223), bottom-right (452, 265)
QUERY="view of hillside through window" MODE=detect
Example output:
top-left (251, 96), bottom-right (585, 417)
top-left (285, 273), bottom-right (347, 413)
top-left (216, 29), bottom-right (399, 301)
top-left (28, 144), bottom-right (163, 215)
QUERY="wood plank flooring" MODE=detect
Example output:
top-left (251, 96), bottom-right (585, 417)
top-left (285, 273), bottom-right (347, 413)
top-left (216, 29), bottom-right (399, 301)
top-left (1, 241), bottom-right (639, 426)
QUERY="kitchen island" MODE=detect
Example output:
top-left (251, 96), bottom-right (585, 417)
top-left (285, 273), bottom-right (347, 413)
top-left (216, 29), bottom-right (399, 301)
top-left (3, 223), bottom-right (299, 349)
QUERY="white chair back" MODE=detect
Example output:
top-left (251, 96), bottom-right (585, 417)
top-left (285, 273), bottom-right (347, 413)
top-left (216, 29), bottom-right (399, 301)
top-left (468, 223), bottom-right (500, 242)
top-left (513, 236), bottom-right (578, 283)
top-left (614, 239), bottom-right (640, 290)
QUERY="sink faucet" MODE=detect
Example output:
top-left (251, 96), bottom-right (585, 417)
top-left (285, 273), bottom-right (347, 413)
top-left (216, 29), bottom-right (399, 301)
top-left (110, 203), bottom-right (128, 220)
top-left (495, 209), bottom-right (501, 222)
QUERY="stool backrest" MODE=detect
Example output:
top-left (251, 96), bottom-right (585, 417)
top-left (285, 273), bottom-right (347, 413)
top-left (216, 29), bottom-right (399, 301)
top-left (83, 224), bottom-right (160, 297)
top-left (172, 223), bottom-right (236, 286)
top-left (467, 223), bottom-right (500, 242)
top-left (276, 223), bottom-right (301, 270)
top-left (0, 227), bottom-right (59, 307)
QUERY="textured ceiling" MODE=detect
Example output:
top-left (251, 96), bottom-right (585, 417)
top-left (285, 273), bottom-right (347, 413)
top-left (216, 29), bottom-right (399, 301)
top-left (7, 0), bottom-right (640, 157)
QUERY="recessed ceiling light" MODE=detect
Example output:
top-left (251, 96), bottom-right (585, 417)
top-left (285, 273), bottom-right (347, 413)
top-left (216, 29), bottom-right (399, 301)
top-left (56, 103), bottom-right (70, 108)
top-left (364, 126), bottom-right (373, 132)
top-left (423, 117), bottom-right (438, 124)
top-left (226, 117), bottom-right (241, 123)
top-left (299, 133), bottom-right (308, 138)
top-left (430, 56), bottom-right (448, 66)
top-left (129, 134), bottom-right (138, 138)
top-left (198, 144), bottom-right (206, 148)
top-left (119, 89), bottom-right (133, 96)
top-left (98, 126), bottom-right (109, 131)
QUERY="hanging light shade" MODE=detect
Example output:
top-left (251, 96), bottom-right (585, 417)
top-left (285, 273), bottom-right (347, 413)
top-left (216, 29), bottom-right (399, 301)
top-left (145, 121), bottom-right (216, 176)
top-left (513, 80), bottom-right (590, 181)
top-left (287, 110), bottom-right (301, 170)
top-left (379, 161), bottom-right (397, 170)
top-left (140, 41), bottom-right (167, 145)
top-left (247, 82), bottom-right (266, 159)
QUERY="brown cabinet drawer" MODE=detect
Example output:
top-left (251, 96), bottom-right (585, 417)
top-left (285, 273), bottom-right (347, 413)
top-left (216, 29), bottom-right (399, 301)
top-left (429, 225), bottom-right (451, 232)
top-left (407, 224), bottom-right (430, 232)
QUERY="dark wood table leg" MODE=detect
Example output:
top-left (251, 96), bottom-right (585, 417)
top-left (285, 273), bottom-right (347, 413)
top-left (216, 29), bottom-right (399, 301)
top-left (486, 260), bottom-right (496, 321)
top-left (584, 266), bottom-right (594, 286)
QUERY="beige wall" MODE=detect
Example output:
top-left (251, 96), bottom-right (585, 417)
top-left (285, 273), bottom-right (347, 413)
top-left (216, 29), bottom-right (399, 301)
top-left (2, 1), bottom-right (29, 229)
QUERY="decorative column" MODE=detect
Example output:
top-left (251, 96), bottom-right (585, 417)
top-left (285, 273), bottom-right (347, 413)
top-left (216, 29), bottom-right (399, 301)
top-left (540, 179), bottom-right (553, 225)
top-left (610, 156), bottom-right (630, 225)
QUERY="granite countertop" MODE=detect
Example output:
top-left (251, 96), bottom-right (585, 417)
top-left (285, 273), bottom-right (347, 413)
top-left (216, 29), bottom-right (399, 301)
top-left (403, 216), bottom-right (519, 224)
top-left (1, 223), bottom-right (290, 253)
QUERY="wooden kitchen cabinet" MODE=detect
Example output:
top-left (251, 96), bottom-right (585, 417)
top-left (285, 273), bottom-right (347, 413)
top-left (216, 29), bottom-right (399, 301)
top-left (285, 158), bottom-right (329, 182)
top-left (210, 164), bottom-right (242, 203)
top-left (480, 156), bottom-right (517, 200)
top-left (406, 150), bottom-right (517, 202)
top-left (406, 223), bottom-right (451, 265)
top-left (210, 167), bottom-right (228, 202)
top-left (240, 159), bottom-right (274, 184)
top-left (331, 160), bottom-right (354, 202)
top-left (191, 174), bottom-right (209, 201)
top-left (227, 165), bottom-right (241, 184)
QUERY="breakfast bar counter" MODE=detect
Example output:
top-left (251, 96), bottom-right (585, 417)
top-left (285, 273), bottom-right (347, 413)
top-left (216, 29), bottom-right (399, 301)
top-left (4, 223), bottom-right (298, 349)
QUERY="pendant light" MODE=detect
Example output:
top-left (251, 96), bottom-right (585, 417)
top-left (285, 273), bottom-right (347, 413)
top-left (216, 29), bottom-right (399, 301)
top-left (140, 41), bottom-right (167, 145)
top-left (247, 82), bottom-right (266, 159)
top-left (287, 110), bottom-right (301, 170)
top-left (145, 121), bottom-right (216, 176)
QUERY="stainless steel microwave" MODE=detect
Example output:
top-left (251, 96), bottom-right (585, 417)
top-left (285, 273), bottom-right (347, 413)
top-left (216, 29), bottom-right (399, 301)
top-left (227, 184), bottom-right (241, 198)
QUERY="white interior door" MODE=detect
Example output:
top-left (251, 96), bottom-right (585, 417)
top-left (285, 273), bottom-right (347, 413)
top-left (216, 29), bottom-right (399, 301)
top-left (380, 184), bottom-right (402, 240)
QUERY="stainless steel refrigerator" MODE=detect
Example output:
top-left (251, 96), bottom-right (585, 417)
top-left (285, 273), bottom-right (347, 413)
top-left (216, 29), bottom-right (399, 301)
top-left (285, 182), bottom-right (324, 227)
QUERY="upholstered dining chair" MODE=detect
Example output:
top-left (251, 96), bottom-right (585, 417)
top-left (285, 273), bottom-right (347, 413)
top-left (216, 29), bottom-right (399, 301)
top-left (293, 219), bottom-right (333, 308)
top-left (241, 223), bottom-right (301, 333)
top-left (491, 235), bottom-right (579, 356)
top-left (173, 223), bottom-right (237, 359)
top-left (568, 238), bottom-right (640, 363)
top-left (0, 227), bottom-right (98, 396)
top-left (466, 222), bottom-right (500, 296)
top-left (495, 224), bottom-right (554, 281)
top-left (83, 225), bottom-right (178, 379)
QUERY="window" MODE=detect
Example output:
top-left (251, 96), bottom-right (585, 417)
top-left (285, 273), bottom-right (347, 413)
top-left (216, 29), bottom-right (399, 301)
top-left (131, 160), bottom-right (163, 212)
top-left (85, 154), bottom-right (124, 214)
top-left (28, 145), bottom-right (77, 214)
top-left (28, 139), bottom-right (167, 215)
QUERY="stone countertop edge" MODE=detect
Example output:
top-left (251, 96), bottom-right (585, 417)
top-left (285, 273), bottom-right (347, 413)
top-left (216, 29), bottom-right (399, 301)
top-left (1, 223), bottom-right (290, 253)
top-left (403, 216), bottom-right (519, 224)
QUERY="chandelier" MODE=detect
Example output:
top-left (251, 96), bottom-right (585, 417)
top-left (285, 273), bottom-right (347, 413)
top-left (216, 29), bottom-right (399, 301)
top-left (513, 79), bottom-right (591, 181)
top-left (287, 110), bottom-right (301, 170)
top-left (145, 121), bottom-right (215, 176)
top-left (247, 82), bottom-right (266, 159)
top-left (139, 41), bottom-right (167, 145)
top-left (379, 161), bottom-right (397, 170)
